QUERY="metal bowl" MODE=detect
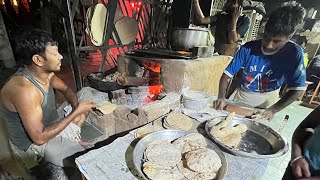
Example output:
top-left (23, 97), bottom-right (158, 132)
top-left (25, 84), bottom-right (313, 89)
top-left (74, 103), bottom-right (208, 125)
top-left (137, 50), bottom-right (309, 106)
top-left (205, 117), bottom-right (289, 158)
top-left (170, 28), bottom-right (209, 51)
top-left (133, 129), bottom-right (227, 180)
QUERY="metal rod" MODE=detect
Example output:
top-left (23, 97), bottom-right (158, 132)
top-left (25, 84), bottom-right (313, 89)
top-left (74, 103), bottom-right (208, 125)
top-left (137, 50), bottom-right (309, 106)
top-left (99, 0), bottom-right (118, 72)
top-left (64, 0), bottom-right (83, 91)
top-left (70, 0), bottom-right (80, 22)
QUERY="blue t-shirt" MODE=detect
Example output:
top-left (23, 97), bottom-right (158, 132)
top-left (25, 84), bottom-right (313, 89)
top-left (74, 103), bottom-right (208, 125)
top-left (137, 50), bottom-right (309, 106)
top-left (224, 40), bottom-right (306, 92)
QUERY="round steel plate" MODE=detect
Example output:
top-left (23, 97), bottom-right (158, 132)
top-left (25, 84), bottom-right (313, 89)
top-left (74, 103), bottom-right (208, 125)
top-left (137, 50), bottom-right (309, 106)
top-left (205, 117), bottom-right (289, 158)
top-left (132, 129), bottom-right (227, 180)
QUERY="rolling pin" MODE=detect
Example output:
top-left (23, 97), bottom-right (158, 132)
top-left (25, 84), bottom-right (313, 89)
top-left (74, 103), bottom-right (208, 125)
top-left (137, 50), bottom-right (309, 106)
top-left (224, 103), bottom-right (255, 117)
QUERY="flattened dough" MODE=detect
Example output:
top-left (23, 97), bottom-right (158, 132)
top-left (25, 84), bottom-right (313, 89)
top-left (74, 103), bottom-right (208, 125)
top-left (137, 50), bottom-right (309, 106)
top-left (185, 148), bottom-right (222, 173)
top-left (172, 133), bottom-right (207, 154)
top-left (143, 161), bottom-right (184, 180)
top-left (164, 112), bottom-right (194, 131)
top-left (145, 140), bottom-right (181, 166)
top-left (135, 125), bottom-right (164, 139)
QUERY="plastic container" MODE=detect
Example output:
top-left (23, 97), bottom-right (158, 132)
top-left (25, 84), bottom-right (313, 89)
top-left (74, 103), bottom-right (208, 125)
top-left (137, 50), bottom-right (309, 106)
top-left (182, 90), bottom-right (209, 111)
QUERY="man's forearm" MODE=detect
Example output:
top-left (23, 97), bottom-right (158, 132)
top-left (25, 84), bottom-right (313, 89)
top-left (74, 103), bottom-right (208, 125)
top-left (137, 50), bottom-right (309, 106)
top-left (291, 143), bottom-right (303, 158)
top-left (194, 0), bottom-right (204, 21)
top-left (228, 19), bottom-right (239, 43)
top-left (291, 129), bottom-right (306, 159)
top-left (193, 0), bottom-right (210, 24)
top-left (218, 73), bottom-right (231, 99)
top-left (63, 87), bottom-right (79, 109)
top-left (268, 90), bottom-right (304, 113)
top-left (35, 111), bottom-right (80, 145)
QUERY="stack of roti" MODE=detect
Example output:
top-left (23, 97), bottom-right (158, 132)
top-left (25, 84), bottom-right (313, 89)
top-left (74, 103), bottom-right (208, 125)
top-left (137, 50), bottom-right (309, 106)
top-left (134, 125), bottom-right (164, 139)
top-left (178, 148), bottom-right (222, 180)
top-left (142, 133), bottom-right (222, 180)
top-left (209, 112), bottom-right (247, 148)
top-left (143, 140), bottom-right (184, 179)
top-left (163, 112), bottom-right (194, 131)
top-left (172, 133), bottom-right (207, 154)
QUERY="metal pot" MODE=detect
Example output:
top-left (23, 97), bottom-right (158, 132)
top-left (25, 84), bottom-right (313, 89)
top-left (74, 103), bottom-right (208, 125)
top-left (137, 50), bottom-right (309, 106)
top-left (170, 28), bottom-right (209, 51)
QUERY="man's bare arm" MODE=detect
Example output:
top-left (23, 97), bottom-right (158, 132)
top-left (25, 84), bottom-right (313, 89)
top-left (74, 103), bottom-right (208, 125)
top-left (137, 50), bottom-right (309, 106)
top-left (227, 6), bottom-right (242, 44)
top-left (12, 86), bottom-right (94, 145)
top-left (193, 0), bottom-right (211, 24)
top-left (50, 74), bottom-right (79, 109)
top-left (268, 90), bottom-right (304, 114)
top-left (214, 73), bottom-right (232, 110)
top-left (218, 73), bottom-right (231, 100)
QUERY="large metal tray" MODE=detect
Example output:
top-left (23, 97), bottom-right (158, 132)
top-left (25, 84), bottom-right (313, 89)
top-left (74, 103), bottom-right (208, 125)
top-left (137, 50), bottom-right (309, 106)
top-left (205, 117), bottom-right (289, 158)
top-left (133, 129), bottom-right (227, 180)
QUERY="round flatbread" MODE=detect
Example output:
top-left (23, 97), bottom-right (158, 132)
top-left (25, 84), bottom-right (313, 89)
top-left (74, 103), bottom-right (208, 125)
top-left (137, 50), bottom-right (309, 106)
top-left (172, 133), bottom-right (207, 154)
top-left (178, 161), bottom-right (217, 180)
top-left (143, 161), bottom-right (184, 180)
top-left (177, 160), bottom-right (198, 179)
top-left (185, 148), bottom-right (222, 173)
top-left (135, 125), bottom-right (164, 139)
top-left (165, 112), bottom-right (193, 131)
top-left (145, 140), bottom-right (181, 166)
top-left (194, 171), bottom-right (217, 180)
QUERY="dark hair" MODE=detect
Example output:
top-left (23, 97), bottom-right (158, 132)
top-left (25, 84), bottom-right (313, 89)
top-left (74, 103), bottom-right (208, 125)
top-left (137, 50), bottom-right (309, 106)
top-left (264, 1), bottom-right (306, 37)
top-left (14, 29), bottom-right (58, 66)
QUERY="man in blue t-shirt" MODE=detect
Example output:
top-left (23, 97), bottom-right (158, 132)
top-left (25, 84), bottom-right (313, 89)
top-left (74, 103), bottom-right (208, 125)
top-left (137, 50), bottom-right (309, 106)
top-left (214, 1), bottom-right (306, 120)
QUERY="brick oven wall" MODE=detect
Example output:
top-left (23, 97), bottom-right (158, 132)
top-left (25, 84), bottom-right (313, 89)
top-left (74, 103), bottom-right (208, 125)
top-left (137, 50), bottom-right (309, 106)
top-left (161, 56), bottom-right (232, 95)
top-left (117, 54), bottom-right (232, 96)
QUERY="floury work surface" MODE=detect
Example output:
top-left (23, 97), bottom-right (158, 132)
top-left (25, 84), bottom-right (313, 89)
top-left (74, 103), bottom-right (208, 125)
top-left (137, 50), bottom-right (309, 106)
top-left (73, 98), bottom-right (314, 180)
top-left (76, 112), bottom-right (270, 180)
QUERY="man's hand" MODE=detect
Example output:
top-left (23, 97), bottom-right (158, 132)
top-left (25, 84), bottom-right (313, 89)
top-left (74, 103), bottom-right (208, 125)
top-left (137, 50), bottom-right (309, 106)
top-left (292, 158), bottom-right (311, 179)
top-left (74, 101), bottom-right (95, 115)
top-left (250, 108), bottom-right (275, 121)
top-left (233, 5), bottom-right (242, 20)
top-left (73, 113), bottom-right (88, 127)
top-left (214, 99), bottom-right (226, 110)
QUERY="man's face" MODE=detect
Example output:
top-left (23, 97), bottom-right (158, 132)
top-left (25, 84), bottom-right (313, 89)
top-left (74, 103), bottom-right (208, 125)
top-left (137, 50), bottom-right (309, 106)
top-left (41, 45), bottom-right (63, 72)
top-left (261, 33), bottom-right (290, 53)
